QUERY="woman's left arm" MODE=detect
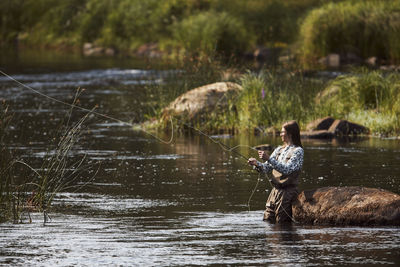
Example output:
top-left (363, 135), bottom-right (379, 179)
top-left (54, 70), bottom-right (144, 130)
top-left (268, 147), bottom-right (304, 174)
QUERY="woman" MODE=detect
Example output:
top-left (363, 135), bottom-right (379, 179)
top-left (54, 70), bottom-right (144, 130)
top-left (248, 120), bottom-right (304, 223)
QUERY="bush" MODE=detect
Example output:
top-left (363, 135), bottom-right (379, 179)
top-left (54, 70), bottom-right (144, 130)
top-left (317, 70), bottom-right (400, 114)
top-left (235, 70), bottom-right (323, 131)
top-left (171, 10), bottom-right (253, 59)
top-left (316, 70), bottom-right (400, 134)
top-left (298, 0), bottom-right (400, 66)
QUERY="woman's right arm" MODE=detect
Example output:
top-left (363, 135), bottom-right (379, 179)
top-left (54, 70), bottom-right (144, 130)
top-left (249, 147), bottom-right (280, 173)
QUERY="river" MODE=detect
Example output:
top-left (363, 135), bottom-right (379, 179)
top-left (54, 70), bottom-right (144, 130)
top-left (0, 49), bottom-right (399, 266)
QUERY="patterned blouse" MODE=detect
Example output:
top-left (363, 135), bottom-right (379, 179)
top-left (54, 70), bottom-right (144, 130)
top-left (256, 145), bottom-right (304, 175)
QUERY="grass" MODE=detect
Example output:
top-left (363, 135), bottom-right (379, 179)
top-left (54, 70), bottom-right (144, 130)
top-left (298, 0), bottom-right (400, 67)
top-left (316, 69), bottom-right (400, 135)
top-left (0, 101), bottom-right (15, 223)
top-left (0, 91), bottom-right (98, 224)
top-left (2, 0), bottom-right (400, 65)
top-left (147, 65), bottom-right (400, 137)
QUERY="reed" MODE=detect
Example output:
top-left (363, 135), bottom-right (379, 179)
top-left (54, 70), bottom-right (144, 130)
top-left (0, 90), bottom-right (98, 223)
top-left (0, 102), bottom-right (14, 223)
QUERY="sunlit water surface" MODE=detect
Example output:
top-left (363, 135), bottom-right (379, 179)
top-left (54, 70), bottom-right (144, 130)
top-left (0, 51), bottom-right (399, 266)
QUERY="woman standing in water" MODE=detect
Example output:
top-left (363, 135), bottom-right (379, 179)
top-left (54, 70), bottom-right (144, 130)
top-left (248, 120), bottom-right (304, 223)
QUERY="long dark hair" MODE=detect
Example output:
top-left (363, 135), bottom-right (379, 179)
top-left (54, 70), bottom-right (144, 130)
top-left (283, 120), bottom-right (303, 148)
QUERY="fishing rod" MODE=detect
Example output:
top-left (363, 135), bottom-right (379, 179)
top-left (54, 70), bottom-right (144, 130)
top-left (0, 69), bottom-right (267, 212)
top-left (0, 69), bottom-right (174, 145)
top-left (0, 69), bottom-right (259, 161)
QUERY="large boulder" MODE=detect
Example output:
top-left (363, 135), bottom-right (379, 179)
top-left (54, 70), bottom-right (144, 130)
top-left (162, 82), bottom-right (242, 120)
top-left (293, 186), bottom-right (400, 226)
top-left (328, 119), bottom-right (369, 135)
top-left (301, 117), bottom-right (369, 138)
top-left (305, 116), bottom-right (335, 131)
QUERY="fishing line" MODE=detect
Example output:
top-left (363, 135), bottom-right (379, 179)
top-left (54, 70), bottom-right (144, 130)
top-left (180, 121), bottom-right (257, 160)
top-left (0, 69), bottom-right (174, 144)
top-left (0, 69), bottom-right (269, 214)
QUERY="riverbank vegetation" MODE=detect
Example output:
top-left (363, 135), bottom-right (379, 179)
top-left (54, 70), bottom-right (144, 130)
top-left (1, 0), bottom-right (400, 137)
top-left (298, 0), bottom-right (400, 67)
top-left (2, 0), bottom-right (399, 65)
top-left (149, 64), bottom-right (400, 136)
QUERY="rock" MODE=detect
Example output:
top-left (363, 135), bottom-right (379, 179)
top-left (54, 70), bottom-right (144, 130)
top-left (301, 117), bottom-right (369, 138)
top-left (105, 48), bottom-right (116, 56)
top-left (162, 82), bottom-right (243, 120)
top-left (136, 43), bottom-right (162, 58)
top-left (293, 186), bottom-right (400, 226)
top-left (306, 116), bottom-right (335, 131)
top-left (328, 119), bottom-right (369, 135)
top-left (83, 43), bottom-right (116, 57)
top-left (318, 54), bottom-right (340, 68)
top-left (83, 42), bottom-right (93, 51)
top-left (366, 56), bottom-right (377, 66)
top-left (301, 130), bottom-right (334, 139)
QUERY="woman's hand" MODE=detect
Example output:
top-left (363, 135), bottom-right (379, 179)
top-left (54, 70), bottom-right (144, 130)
top-left (258, 150), bottom-right (270, 161)
top-left (248, 158), bottom-right (258, 166)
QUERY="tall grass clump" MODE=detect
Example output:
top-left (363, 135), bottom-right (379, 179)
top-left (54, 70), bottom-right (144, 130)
top-left (171, 10), bottom-right (252, 60)
top-left (316, 70), bottom-right (400, 135)
top-left (18, 92), bottom-right (98, 223)
top-left (0, 91), bottom-right (98, 223)
top-left (236, 70), bottom-right (324, 132)
top-left (0, 102), bottom-right (14, 222)
top-left (299, 0), bottom-right (400, 66)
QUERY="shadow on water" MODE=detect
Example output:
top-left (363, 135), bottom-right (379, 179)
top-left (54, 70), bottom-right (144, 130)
top-left (0, 49), bottom-right (399, 266)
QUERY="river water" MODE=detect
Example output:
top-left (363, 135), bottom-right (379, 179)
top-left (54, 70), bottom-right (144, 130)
top-left (0, 50), bottom-right (399, 266)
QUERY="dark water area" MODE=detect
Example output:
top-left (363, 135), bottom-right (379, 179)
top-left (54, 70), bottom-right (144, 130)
top-left (0, 50), bottom-right (399, 266)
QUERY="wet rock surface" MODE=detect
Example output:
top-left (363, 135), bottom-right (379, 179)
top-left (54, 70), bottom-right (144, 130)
top-left (301, 117), bottom-right (369, 139)
top-left (162, 82), bottom-right (242, 120)
top-left (293, 186), bottom-right (400, 226)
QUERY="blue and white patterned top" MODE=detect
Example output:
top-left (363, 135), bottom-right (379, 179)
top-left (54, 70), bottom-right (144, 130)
top-left (256, 145), bottom-right (304, 175)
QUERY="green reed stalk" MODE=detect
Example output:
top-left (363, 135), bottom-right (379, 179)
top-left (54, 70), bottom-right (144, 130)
top-left (1, 89), bottom-right (99, 224)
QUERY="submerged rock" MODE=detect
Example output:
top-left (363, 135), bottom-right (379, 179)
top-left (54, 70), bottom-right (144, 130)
top-left (293, 186), bottom-right (400, 226)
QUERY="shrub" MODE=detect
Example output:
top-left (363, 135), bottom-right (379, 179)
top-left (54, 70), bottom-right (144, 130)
top-left (171, 10), bottom-right (253, 59)
top-left (316, 70), bottom-right (400, 116)
top-left (236, 70), bottom-right (323, 131)
top-left (299, 0), bottom-right (400, 66)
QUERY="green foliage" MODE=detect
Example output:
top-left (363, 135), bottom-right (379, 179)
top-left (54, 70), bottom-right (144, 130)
top-left (317, 70), bottom-right (400, 115)
top-left (234, 70), bottom-right (323, 131)
top-left (0, 0), bottom-right (327, 59)
top-left (171, 10), bottom-right (252, 58)
top-left (299, 0), bottom-right (400, 66)
top-left (0, 0), bottom-right (24, 43)
top-left (210, 0), bottom-right (322, 45)
top-left (315, 70), bottom-right (400, 134)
